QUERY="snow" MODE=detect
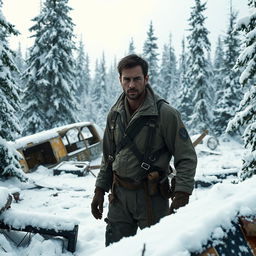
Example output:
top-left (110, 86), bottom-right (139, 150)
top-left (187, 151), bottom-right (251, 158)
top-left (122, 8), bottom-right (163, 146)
top-left (0, 208), bottom-right (79, 231)
top-left (0, 136), bottom-right (255, 256)
top-left (0, 187), bottom-right (10, 209)
top-left (92, 173), bottom-right (256, 256)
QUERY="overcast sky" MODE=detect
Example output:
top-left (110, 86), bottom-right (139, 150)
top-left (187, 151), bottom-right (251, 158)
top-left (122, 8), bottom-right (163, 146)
top-left (3, 0), bottom-right (249, 68)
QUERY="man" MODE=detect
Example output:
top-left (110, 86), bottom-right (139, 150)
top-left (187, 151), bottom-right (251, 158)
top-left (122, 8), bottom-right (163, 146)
top-left (91, 54), bottom-right (197, 246)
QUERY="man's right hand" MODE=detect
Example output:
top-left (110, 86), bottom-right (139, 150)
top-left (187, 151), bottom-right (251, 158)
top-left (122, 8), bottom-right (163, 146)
top-left (91, 187), bottom-right (105, 219)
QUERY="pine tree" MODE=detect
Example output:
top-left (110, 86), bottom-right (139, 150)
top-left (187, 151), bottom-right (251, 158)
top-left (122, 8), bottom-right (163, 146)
top-left (213, 6), bottom-right (242, 135)
top-left (91, 59), bottom-right (101, 116)
top-left (107, 57), bottom-right (121, 104)
top-left (227, 0), bottom-right (256, 180)
top-left (0, 137), bottom-right (27, 181)
top-left (178, 38), bottom-right (193, 124)
top-left (75, 37), bottom-right (91, 108)
top-left (158, 45), bottom-right (170, 99)
top-left (158, 35), bottom-right (178, 104)
top-left (0, 0), bottom-right (21, 140)
top-left (13, 42), bottom-right (27, 90)
top-left (128, 38), bottom-right (136, 54)
top-left (0, 0), bottom-right (26, 181)
top-left (91, 57), bottom-right (104, 127)
top-left (23, 0), bottom-right (78, 135)
top-left (143, 21), bottom-right (159, 92)
top-left (186, 0), bottom-right (212, 133)
top-left (81, 53), bottom-right (92, 121)
top-left (214, 37), bottom-right (225, 71)
top-left (213, 37), bottom-right (225, 92)
top-left (97, 53), bottom-right (109, 127)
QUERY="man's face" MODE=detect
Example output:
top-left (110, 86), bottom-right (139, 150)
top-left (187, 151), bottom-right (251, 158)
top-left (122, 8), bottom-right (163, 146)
top-left (119, 65), bottom-right (148, 101)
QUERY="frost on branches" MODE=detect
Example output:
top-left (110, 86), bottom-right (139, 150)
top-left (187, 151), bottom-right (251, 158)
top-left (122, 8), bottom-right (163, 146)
top-left (22, 0), bottom-right (79, 135)
top-left (227, 0), bottom-right (256, 180)
top-left (213, 7), bottom-right (242, 135)
top-left (143, 21), bottom-right (159, 93)
top-left (185, 0), bottom-right (212, 133)
top-left (0, 137), bottom-right (27, 182)
top-left (0, 1), bottom-right (25, 181)
top-left (0, 0), bottom-right (22, 141)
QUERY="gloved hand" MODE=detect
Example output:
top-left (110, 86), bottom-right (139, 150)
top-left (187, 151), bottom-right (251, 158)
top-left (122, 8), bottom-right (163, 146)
top-left (169, 191), bottom-right (190, 214)
top-left (91, 187), bottom-right (105, 219)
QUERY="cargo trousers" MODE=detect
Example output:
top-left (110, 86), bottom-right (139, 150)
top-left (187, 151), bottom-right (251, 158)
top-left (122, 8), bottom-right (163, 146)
top-left (105, 184), bottom-right (169, 246)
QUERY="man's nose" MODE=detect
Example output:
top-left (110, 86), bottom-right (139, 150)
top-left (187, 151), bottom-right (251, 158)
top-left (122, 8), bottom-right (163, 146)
top-left (128, 79), bottom-right (135, 88)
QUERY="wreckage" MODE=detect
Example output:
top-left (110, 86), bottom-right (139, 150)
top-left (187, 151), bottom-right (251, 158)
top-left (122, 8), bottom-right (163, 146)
top-left (9, 122), bottom-right (102, 173)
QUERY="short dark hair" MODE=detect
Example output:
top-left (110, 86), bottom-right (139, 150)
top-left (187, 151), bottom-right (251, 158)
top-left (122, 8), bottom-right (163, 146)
top-left (117, 54), bottom-right (148, 77)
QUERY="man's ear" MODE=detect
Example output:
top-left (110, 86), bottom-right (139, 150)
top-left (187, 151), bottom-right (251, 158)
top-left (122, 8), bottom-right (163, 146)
top-left (119, 76), bottom-right (122, 83)
top-left (145, 75), bottom-right (149, 84)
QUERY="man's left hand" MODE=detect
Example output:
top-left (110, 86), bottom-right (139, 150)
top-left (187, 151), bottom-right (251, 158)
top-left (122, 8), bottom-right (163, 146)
top-left (169, 191), bottom-right (190, 214)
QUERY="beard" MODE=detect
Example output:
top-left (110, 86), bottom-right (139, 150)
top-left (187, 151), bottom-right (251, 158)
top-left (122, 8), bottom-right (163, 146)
top-left (124, 88), bottom-right (145, 100)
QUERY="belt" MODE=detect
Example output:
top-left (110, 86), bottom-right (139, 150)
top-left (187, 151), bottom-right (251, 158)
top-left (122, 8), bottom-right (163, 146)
top-left (113, 173), bottom-right (145, 190)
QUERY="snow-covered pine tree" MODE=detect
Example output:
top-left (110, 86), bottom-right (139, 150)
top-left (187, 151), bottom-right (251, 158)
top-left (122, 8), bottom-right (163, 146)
top-left (178, 38), bottom-right (193, 124)
top-left (81, 53), bottom-right (92, 121)
top-left (91, 55), bottom-right (108, 128)
top-left (23, 0), bottom-right (78, 135)
top-left (143, 21), bottom-right (159, 93)
top-left (13, 42), bottom-right (27, 90)
top-left (128, 38), bottom-right (136, 55)
top-left (14, 43), bottom-right (28, 130)
top-left (0, 0), bottom-right (26, 181)
top-left (97, 53), bottom-right (109, 128)
top-left (91, 59), bottom-right (101, 122)
top-left (0, 0), bottom-right (22, 140)
top-left (21, 12), bottom-right (49, 135)
top-left (0, 137), bottom-right (27, 182)
top-left (107, 57), bottom-right (121, 104)
top-left (227, 0), bottom-right (256, 180)
top-left (158, 45), bottom-right (171, 99)
top-left (186, 0), bottom-right (212, 133)
top-left (75, 37), bottom-right (91, 113)
top-left (158, 35), bottom-right (178, 104)
top-left (213, 6), bottom-right (241, 135)
top-left (213, 37), bottom-right (225, 92)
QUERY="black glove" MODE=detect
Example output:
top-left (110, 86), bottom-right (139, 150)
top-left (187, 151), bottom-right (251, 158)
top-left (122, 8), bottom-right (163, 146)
top-left (169, 191), bottom-right (190, 214)
top-left (91, 187), bottom-right (105, 219)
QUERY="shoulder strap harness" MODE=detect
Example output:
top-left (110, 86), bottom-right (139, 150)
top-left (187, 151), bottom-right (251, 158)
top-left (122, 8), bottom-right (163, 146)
top-left (108, 100), bottom-right (167, 177)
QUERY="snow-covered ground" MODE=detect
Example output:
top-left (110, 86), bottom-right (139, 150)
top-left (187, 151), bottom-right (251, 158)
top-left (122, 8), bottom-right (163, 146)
top-left (0, 135), bottom-right (256, 256)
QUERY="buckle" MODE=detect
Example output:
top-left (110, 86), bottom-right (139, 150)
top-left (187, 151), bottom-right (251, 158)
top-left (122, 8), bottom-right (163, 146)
top-left (141, 162), bottom-right (151, 170)
top-left (108, 155), bottom-right (114, 162)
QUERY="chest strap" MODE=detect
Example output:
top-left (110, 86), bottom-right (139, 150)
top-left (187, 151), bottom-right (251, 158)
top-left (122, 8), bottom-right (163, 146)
top-left (116, 113), bottom-right (165, 175)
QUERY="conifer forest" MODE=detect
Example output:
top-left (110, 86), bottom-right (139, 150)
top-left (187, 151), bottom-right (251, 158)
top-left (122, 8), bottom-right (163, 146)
top-left (0, 0), bottom-right (255, 186)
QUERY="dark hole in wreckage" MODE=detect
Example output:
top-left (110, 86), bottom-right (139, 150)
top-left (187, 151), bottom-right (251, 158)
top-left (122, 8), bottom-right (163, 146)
top-left (22, 141), bottom-right (57, 169)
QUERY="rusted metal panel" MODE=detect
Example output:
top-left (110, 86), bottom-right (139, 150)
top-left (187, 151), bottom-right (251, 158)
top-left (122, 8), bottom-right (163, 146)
top-left (50, 137), bottom-right (67, 162)
top-left (240, 217), bottom-right (256, 255)
top-left (200, 247), bottom-right (219, 256)
top-left (18, 151), bottom-right (29, 173)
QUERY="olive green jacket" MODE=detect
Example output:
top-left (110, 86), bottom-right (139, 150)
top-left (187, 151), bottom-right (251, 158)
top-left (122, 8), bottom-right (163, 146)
top-left (95, 85), bottom-right (197, 194)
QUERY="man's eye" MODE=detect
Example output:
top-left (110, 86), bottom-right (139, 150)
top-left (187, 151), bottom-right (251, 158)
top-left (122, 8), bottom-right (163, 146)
top-left (134, 77), bottom-right (141, 81)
